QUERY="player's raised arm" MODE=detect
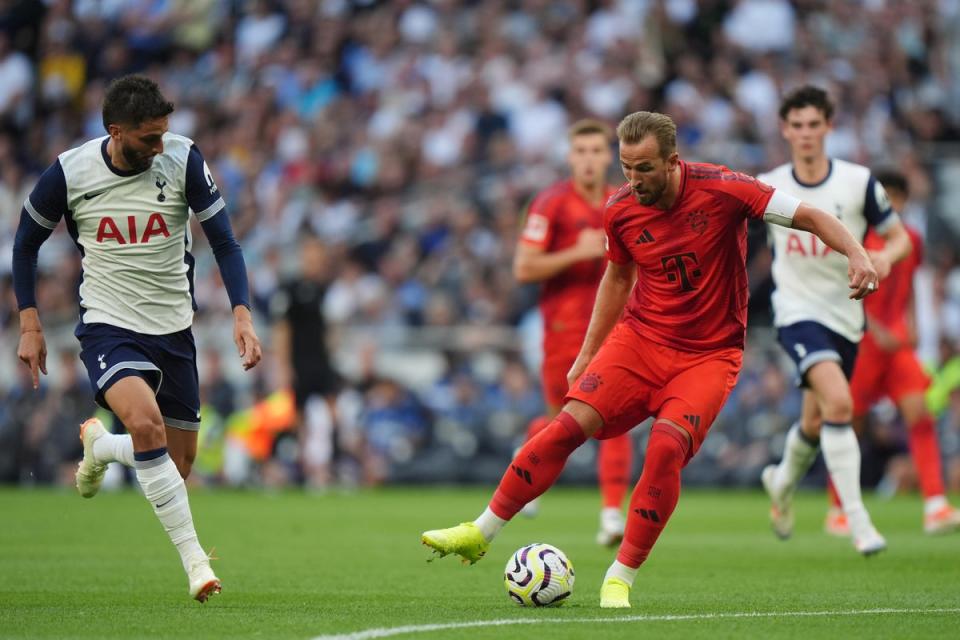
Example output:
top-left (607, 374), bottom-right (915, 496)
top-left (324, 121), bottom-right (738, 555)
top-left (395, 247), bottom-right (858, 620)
top-left (784, 201), bottom-right (878, 300)
top-left (185, 145), bottom-right (261, 370)
top-left (566, 259), bottom-right (636, 387)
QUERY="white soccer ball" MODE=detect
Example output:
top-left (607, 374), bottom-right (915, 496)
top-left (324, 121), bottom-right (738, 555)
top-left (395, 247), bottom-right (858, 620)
top-left (503, 543), bottom-right (575, 607)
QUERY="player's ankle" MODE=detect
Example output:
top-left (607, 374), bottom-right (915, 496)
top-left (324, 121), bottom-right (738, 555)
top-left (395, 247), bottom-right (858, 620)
top-left (604, 560), bottom-right (638, 587)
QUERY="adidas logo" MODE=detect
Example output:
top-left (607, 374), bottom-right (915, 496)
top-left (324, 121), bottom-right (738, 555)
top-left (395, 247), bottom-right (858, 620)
top-left (684, 414), bottom-right (702, 431)
top-left (512, 465), bottom-right (532, 485)
top-left (634, 508), bottom-right (661, 523)
top-left (635, 228), bottom-right (655, 244)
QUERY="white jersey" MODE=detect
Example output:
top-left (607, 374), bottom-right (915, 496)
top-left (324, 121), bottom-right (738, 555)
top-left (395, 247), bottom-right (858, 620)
top-left (24, 133), bottom-right (225, 335)
top-left (759, 159), bottom-right (897, 343)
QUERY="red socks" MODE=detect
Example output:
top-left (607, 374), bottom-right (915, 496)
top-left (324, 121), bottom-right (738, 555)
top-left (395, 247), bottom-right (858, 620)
top-left (907, 415), bottom-right (945, 499)
top-left (617, 423), bottom-right (689, 568)
top-left (490, 412), bottom-right (587, 520)
top-left (599, 433), bottom-right (633, 509)
top-left (524, 415), bottom-right (550, 441)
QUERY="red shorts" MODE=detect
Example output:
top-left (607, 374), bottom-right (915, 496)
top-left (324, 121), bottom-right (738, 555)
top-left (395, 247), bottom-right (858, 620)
top-left (541, 337), bottom-right (582, 408)
top-left (565, 322), bottom-right (742, 459)
top-left (850, 332), bottom-right (931, 416)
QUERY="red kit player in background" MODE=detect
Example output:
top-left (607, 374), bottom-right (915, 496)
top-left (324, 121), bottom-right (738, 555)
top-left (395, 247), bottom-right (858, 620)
top-left (513, 119), bottom-right (633, 546)
top-left (422, 111), bottom-right (879, 607)
top-left (825, 169), bottom-right (960, 535)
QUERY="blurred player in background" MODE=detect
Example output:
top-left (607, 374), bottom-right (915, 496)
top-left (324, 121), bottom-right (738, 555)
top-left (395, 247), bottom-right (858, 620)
top-left (423, 110), bottom-right (878, 607)
top-left (760, 86), bottom-right (912, 556)
top-left (12, 75), bottom-right (261, 602)
top-left (270, 234), bottom-right (350, 488)
top-left (823, 169), bottom-right (960, 536)
top-left (513, 119), bottom-right (633, 546)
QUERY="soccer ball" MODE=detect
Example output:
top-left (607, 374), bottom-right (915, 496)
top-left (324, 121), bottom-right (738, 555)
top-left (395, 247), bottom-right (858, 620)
top-left (503, 543), bottom-right (575, 607)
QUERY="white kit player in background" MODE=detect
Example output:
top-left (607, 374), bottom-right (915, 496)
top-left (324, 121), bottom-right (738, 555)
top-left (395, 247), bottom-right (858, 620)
top-left (12, 75), bottom-right (262, 602)
top-left (759, 86), bottom-right (912, 555)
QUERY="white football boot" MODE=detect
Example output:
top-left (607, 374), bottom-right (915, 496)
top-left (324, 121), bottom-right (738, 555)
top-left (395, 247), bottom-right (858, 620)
top-left (761, 464), bottom-right (794, 540)
top-left (848, 510), bottom-right (887, 557)
top-left (76, 418), bottom-right (108, 498)
top-left (187, 556), bottom-right (222, 603)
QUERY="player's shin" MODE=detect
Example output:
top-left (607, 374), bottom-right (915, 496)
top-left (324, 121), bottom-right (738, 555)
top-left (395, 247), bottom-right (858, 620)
top-left (773, 422), bottom-right (819, 492)
top-left (821, 422), bottom-right (864, 514)
top-left (488, 412), bottom-right (587, 524)
top-left (134, 448), bottom-right (207, 570)
top-left (615, 424), bottom-right (687, 571)
top-left (93, 431), bottom-right (135, 467)
top-left (598, 433), bottom-right (632, 509)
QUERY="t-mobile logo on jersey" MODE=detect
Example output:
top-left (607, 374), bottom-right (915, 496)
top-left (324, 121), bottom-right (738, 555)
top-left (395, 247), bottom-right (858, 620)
top-left (661, 252), bottom-right (702, 292)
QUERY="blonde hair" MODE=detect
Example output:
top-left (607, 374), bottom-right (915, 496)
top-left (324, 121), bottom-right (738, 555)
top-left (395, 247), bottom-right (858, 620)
top-left (568, 118), bottom-right (613, 142)
top-left (616, 111), bottom-right (677, 157)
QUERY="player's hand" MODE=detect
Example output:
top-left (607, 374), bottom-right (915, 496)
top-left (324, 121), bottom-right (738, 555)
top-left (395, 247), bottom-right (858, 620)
top-left (233, 306), bottom-right (262, 370)
top-left (566, 353), bottom-right (592, 389)
top-left (574, 228), bottom-right (606, 260)
top-left (17, 329), bottom-right (48, 389)
top-left (867, 249), bottom-right (892, 280)
top-left (871, 324), bottom-right (901, 352)
top-left (847, 250), bottom-right (879, 300)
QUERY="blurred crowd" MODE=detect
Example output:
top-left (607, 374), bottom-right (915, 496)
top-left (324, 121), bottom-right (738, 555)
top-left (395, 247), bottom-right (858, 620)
top-left (2, 0), bottom-right (960, 492)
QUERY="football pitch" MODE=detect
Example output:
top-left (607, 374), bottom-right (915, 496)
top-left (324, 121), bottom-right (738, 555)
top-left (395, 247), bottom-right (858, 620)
top-left (1, 487), bottom-right (957, 639)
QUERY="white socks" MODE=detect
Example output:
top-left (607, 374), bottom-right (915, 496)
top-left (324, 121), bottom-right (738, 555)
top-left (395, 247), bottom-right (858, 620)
top-left (93, 432), bottom-right (135, 467)
top-left (134, 451), bottom-right (206, 571)
top-left (474, 507), bottom-right (507, 542)
top-left (820, 422), bottom-right (868, 524)
top-left (774, 422), bottom-right (819, 492)
top-left (924, 495), bottom-right (948, 516)
top-left (604, 560), bottom-right (638, 587)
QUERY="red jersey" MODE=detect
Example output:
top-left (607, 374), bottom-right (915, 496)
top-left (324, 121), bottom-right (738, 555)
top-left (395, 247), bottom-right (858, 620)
top-left (604, 161), bottom-right (774, 351)
top-left (863, 225), bottom-right (923, 343)
top-left (520, 179), bottom-right (614, 337)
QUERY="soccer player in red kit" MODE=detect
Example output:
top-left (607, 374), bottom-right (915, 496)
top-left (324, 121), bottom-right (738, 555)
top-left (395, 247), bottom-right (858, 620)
top-left (513, 119), bottom-right (633, 545)
top-left (422, 111), bottom-right (878, 608)
top-left (825, 170), bottom-right (960, 535)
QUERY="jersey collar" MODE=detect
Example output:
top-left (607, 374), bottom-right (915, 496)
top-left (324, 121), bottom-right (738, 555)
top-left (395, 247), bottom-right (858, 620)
top-left (101, 138), bottom-right (147, 177)
top-left (791, 159), bottom-right (833, 188)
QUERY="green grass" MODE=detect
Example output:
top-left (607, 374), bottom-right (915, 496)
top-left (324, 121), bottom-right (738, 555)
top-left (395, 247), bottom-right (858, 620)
top-left (0, 486), bottom-right (957, 639)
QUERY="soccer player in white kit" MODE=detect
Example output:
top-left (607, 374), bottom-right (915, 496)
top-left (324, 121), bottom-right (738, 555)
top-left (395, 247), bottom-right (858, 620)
top-left (12, 75), bottom-right (262, 601)
top-left (759, 86), bottom-right (912, 555)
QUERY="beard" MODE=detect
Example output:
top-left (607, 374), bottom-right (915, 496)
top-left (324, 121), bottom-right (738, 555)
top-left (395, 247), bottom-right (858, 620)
top-left (634, 182), bottom-right (665, 206)
top-left (122, 144), bottom-right (155, 172)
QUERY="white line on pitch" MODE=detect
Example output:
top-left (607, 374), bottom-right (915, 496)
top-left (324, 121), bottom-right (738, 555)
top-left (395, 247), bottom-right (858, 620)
top-left (310, 607), bottom-right (960, 640)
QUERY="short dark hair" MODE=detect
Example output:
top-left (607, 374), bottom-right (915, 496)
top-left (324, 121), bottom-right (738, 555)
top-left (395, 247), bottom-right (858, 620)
top-left (778, 85), bottom-right (834, 121)
top-left (102, 75), bottom-right (174, 131)
top-left (874, 168), bottom-right (909, 197)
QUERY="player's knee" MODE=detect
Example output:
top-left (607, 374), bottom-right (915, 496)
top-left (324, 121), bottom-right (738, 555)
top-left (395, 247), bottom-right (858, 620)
top-left (124, 412), bottom-right (166, 440)
top-left (561, 400), bottom-right (603, 437)
top-left (899, 394), bottom-right (929, 425)
top-left (647, 422), bottom-right (690, 469)
top-left (820, 394), bottom-right (853, 423)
